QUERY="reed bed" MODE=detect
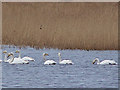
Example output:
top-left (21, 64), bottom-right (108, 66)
top-left (0, 2), bottom-right (2, 45)
top-left (2, 2), bottom-right (118, 50)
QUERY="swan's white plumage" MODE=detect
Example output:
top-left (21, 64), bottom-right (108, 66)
top-left (4, 59), bottom-right (11, 63)
top-left (15, 50), bottom-right (35, 61)
top-left (99, 60), bottom-right (117, 65)
top-left (8, 52), bottom-right (29, 64)
top-left (59, 60), bottom-right (73, 64)
top-left (22, 56), bottom-right (35, 61)
top-left (9, 58), bottom-right (24, 64)
top-left (58, 53), bottom-right (73, 65)
top-left (0, 60), bottom-right (2, 63)
top-left (92, 58), bottom-right (117, 65)
top-left (3, 50), bottom-right (11, 63)
top-left (44, 60), bottom-right (56, 65)
top-left (43, 53), bottom-right (56, 65)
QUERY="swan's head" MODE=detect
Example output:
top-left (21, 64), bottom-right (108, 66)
top-left (15, 50), bottom-right (20, 53)
top-left (7, 52), bottom-right (14, 58)
top-left (58, 53), bottom-right (61, 56)
top-left (92, 58), bottom-right (99, 64)
top-left (3, 50), bottom-right (7, 54)
top-left (43, 53), bottom-right (49, 56)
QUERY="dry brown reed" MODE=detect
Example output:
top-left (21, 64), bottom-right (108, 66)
top-left (2, 2), bottom-right (118, 50)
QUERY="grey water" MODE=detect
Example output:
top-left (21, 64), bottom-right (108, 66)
top-left (1, 45), bottom-right (118, 88)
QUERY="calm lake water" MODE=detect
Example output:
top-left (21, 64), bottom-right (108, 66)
top-left (1, 45), bottom-right (118, 88)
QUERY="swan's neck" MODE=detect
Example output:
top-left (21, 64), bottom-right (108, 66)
top-left (59, 55), bottom-right (62, 62)
top-left (9, 55), bottom-right (14, 63)
top-left (4, 53), bottom-right (7, 61)
top-left (43, 55), bottom-right (46, 61)
top-left (96, 59), bottom-right (100, 64)
top-left (18, 52), bottom-right (21, 59)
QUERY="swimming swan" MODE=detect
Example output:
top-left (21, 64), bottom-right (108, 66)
top-left (92, 58), bottom-right (117, 65)
top-left (7, 52), bottom-right (29, 64)
top-left (15, 50), bottom-right (35, 61)
top-left (43, 53), bottom-right (56, 65)
top-left (58, 53), bottom-right (74, 65)
top-left (3, 50), bottom-right (10, 63)
top-left (0, 50), bottom-right (8, 63)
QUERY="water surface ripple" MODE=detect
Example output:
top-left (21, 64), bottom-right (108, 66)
top-left (1, 45), bottom-right (118, 88)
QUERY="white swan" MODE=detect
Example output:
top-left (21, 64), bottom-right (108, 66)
top-left (15, 50), bottom-right (35, 61)
top-left (3, 50), bottom-right (10, 63)
top-left (43, 53), bottom-right (56, 65)
top-left (7, 52), bottom-right (29, 64)
top-left (0, 50), bottom-right (8, 63)
top-left (58, 53), bottom-right (74, 65)
top-left (92, 58), bottom-right (117, 65)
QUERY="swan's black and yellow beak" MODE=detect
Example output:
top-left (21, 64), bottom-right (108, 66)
top-left (3, 51), bottom-right (7, 53)
top-left (7, 54), bottom-right (11, 58)
top-left (7, 53), bottom-right (13, 58)
top-left (92, 60), bottom-right (96, 64)
top-left (45, 53), bottom-right (49, 56)
top-left (15, 50), bottom-right (20, 53)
